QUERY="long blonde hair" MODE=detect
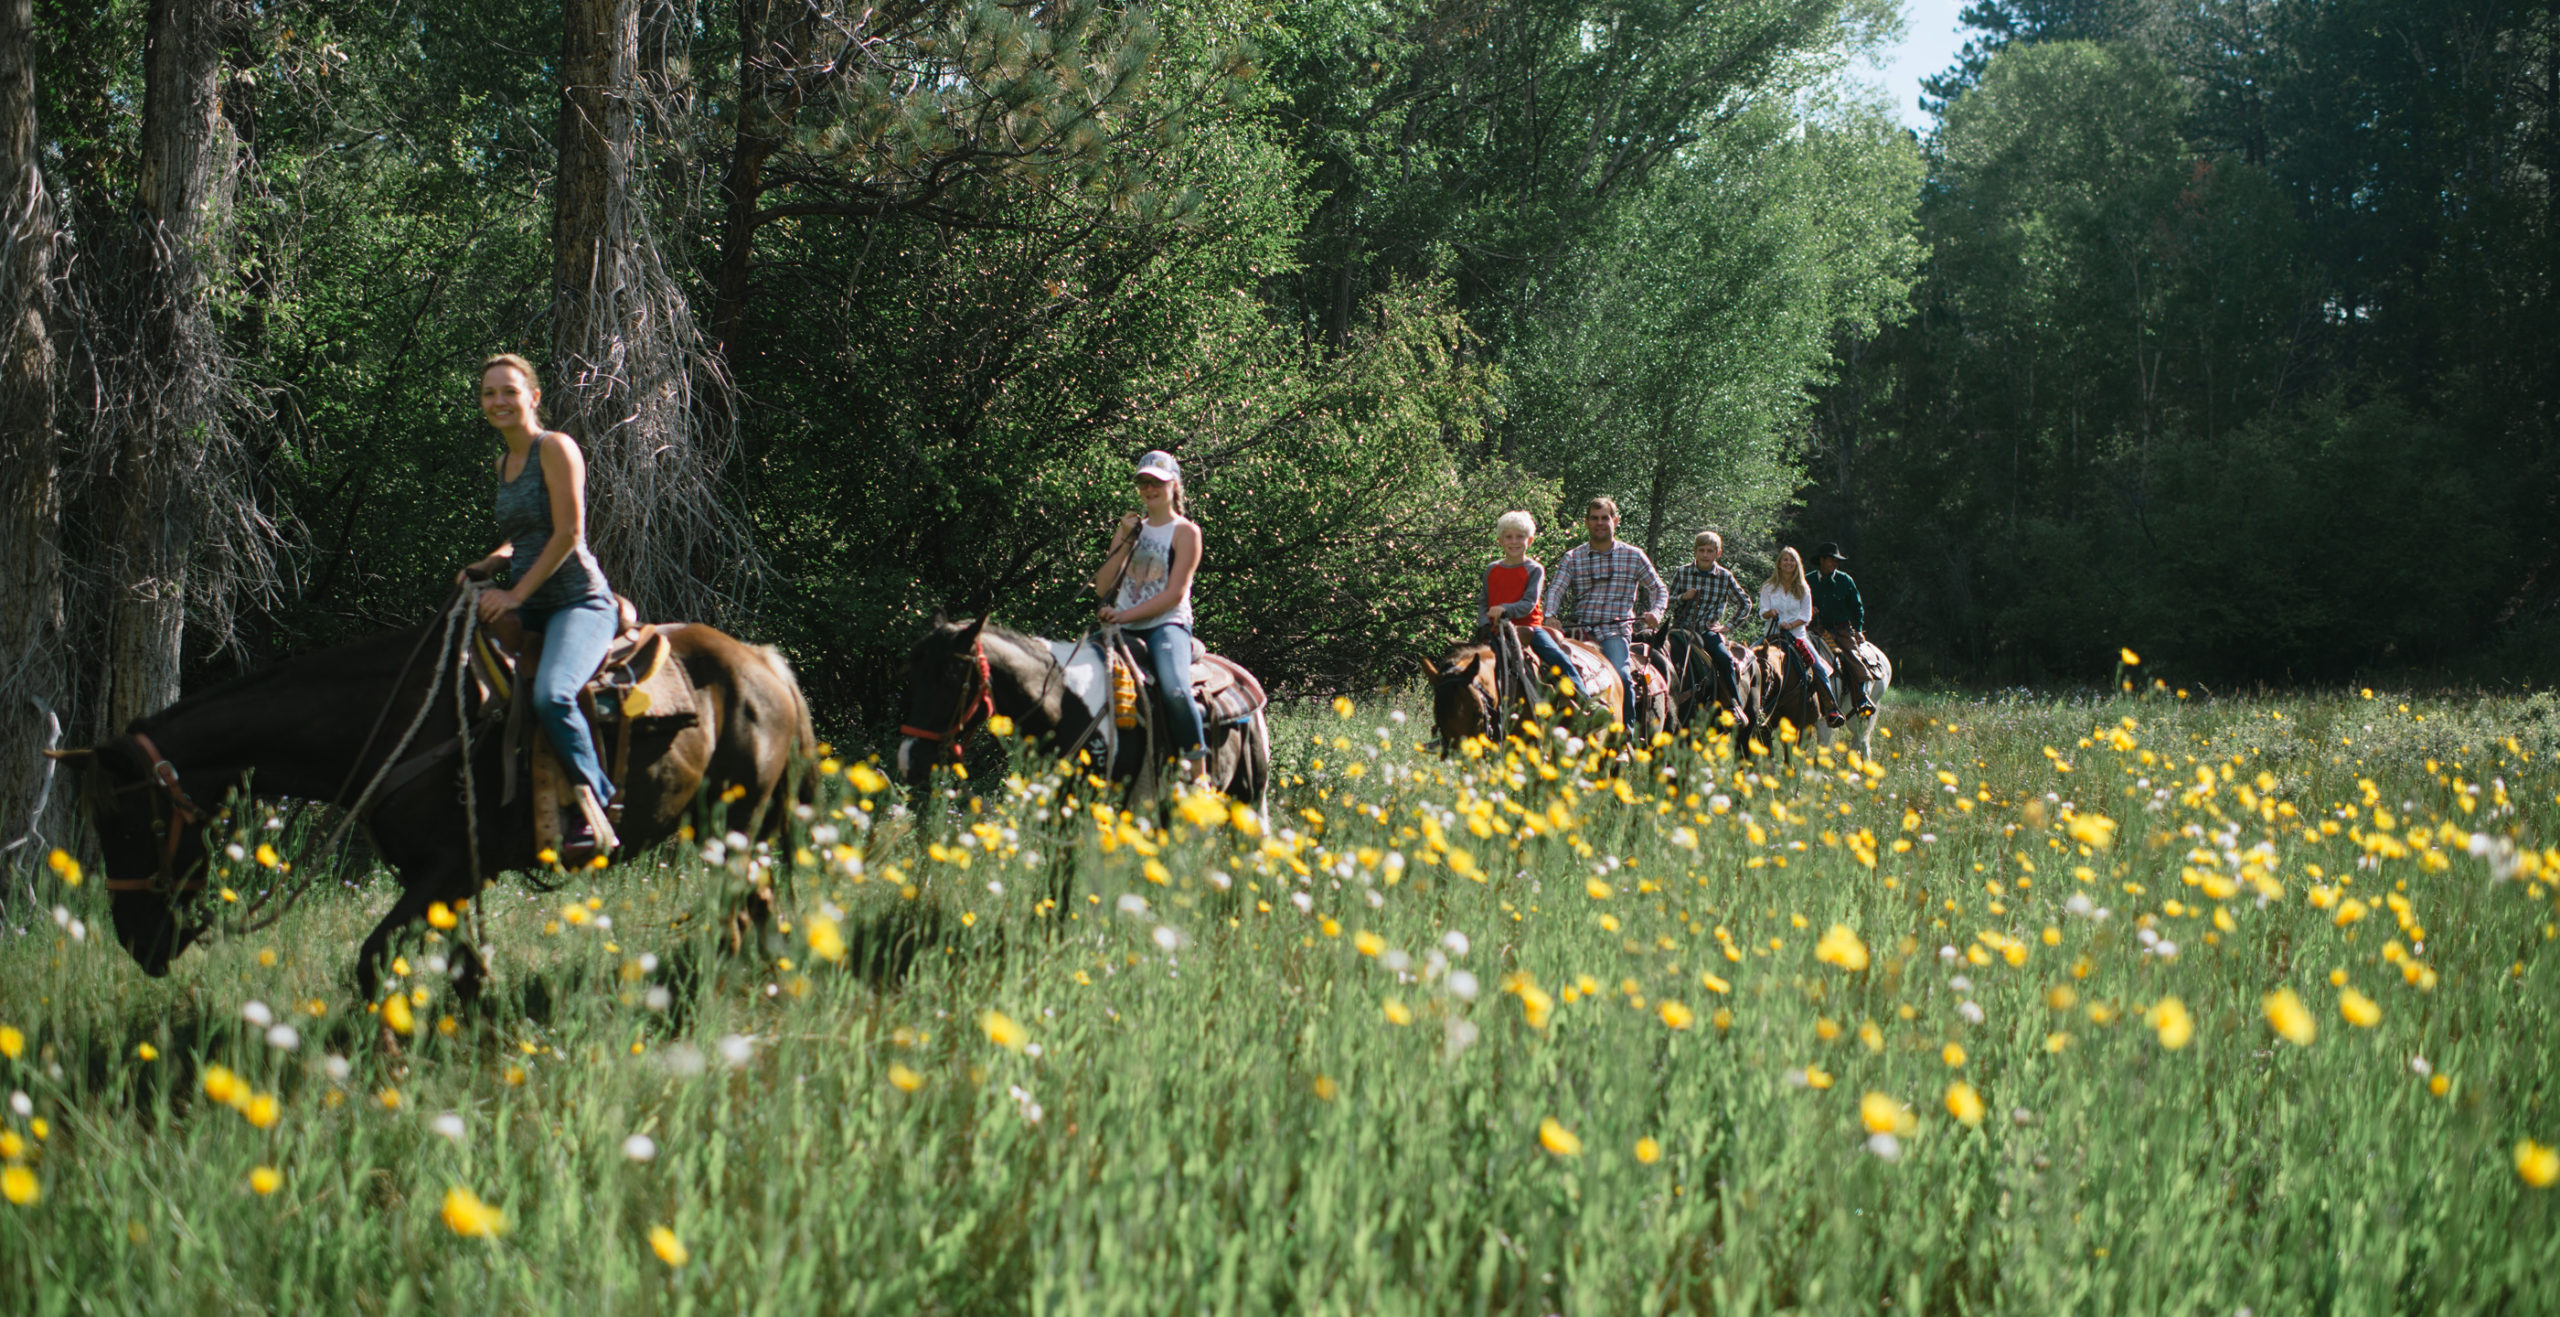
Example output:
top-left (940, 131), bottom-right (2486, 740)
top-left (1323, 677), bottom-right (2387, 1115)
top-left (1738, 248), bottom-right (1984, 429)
top-left (1764, 546), bottom-right (1809, 602)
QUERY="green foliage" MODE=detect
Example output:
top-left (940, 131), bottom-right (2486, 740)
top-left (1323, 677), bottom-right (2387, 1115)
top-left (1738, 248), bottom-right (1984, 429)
top-left (1806, 7), bottom-right (2557, 685)
top-left (1511, 92), bottom-right (1922, 563)
top-left (4, 693), bottom-right (2558, 1306)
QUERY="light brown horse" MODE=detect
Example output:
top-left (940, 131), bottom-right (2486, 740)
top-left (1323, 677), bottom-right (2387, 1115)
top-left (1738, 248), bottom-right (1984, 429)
top-left (59, 598), bottom-right (815, 1002)
top-left (1424, 624), bottom-right (1624, 750)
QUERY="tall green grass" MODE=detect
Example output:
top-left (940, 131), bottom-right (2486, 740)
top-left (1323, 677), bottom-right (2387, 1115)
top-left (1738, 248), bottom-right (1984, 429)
top-left (3, 686), bottom-right (2558, 1314)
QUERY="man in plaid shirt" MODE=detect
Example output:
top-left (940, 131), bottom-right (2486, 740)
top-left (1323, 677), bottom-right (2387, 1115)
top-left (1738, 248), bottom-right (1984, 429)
top-left (1665, 530), bottom-right (1750, 727)
top-left (1542, 496), bottom-right (1666, 715)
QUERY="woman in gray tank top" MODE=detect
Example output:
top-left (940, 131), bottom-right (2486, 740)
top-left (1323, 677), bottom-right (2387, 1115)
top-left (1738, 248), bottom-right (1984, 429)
top-left (1092, 449), bottom-right (1210, 785)
top-left (459, 353), bottom-right (619, 861)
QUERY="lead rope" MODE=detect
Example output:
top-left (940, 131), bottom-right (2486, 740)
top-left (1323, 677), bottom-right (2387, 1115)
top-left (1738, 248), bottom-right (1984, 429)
top-left (451, 595), bottom-right (490, 978)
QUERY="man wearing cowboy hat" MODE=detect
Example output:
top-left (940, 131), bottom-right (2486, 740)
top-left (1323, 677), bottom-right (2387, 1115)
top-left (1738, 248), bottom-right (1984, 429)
top-left (1807, 542), bottom-right (1877, 718)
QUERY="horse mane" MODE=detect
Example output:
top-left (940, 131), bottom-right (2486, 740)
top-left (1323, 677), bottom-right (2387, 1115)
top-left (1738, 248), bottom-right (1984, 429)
top-left (129, 623), bottom-right (434, 735)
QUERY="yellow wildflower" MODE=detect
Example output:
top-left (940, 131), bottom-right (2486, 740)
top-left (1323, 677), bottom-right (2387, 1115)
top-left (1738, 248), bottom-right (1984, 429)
top-left (0, 1026), bottom-right (20, 1059)
top-left (2339, 988), bottom-right (2381, 1028)
top-left (441, 1186), bottom-right (508, 1238)
top-left (1659, 1000), bottom-right (1695, 1030)
top-left (250, 1166), bottom-right (282, 1196)
top-left (1945, 1081), bottom-right (1985, 1128)
top-left (2147, 996), bottom-right (2194, 1050)
top-left (806, 914), bottom-right (846, 964)
top-left (2066, 813), bottom-right (2118, 850)
top-left (1815, 924), bottom-right (1870, 972)
top-left (649, 1224), bottom-right (690, 1267)
top-left (886, 1064), bottom-right (925, 1093)
top-left (2517, 1140), bottom-right (2560, 1189)
top-left (979, 1009), bottom-right (1028, 1051)
top-left (1861, 1091), bottom-right (1915, 1136)
top-left (1537, 1117), bottom-right (1582, 1157)
top-left (2, 1166), bottom-right (36, 1207)
top-left (1634, 1137), bottom-right (1662, 1164)
top-left (2264, 988), bottom-right (2316, 1046)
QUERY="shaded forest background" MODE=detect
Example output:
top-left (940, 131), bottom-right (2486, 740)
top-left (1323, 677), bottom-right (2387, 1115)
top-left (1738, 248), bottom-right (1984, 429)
top-left (0, 0), bottom-right (2552, 841)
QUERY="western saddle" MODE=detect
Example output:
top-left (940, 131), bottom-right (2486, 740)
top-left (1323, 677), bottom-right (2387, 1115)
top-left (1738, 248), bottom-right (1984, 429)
top-left (472, 595), bottom-right (697, 861)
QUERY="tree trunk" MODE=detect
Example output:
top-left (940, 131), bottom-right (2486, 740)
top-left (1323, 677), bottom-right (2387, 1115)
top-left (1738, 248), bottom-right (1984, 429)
top-left (0, 0), bottom-right (63, 877)
top-left (710, 0), bottom-right (820, 365)
top-left (96, 0), bottom-right (232, 737)
top-left (554, 0), bottom-right (748, 622)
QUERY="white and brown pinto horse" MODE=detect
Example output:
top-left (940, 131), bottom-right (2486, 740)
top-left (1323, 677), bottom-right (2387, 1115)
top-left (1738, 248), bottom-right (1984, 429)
top-left (898, 616), bottom-right (1270, 804)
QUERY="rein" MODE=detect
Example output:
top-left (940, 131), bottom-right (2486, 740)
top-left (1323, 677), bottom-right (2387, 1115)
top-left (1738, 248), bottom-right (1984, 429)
top-left (901, 635), bottom-right (994, 759)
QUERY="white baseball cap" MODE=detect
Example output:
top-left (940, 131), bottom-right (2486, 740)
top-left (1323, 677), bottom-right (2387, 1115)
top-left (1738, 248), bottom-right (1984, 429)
top-left (1134, 450), bottom-right (1181, 483)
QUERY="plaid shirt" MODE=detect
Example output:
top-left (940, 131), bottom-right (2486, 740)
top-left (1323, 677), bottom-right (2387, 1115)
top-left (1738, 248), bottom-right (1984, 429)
top-left (1666, 562), bottom-right (1751, 635)
top-left (1543, 540), bottom-right (1667, 640)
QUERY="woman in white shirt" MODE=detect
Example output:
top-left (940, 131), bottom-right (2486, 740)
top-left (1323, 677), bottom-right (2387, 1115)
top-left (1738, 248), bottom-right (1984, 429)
top-left (1759, 547), bottom-right (1844, 727)
top-left (1093, 449), bottom-right (1210, 784)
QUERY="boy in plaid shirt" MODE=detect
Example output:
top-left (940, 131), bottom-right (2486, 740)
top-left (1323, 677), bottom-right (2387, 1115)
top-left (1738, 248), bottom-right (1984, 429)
top-left (1666, 531), bottom-right (1750, 726)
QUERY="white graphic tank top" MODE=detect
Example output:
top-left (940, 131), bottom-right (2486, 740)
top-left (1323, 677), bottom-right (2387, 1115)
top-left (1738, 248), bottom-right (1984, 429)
top-left (1114, 518), bottom-right (1193, 630)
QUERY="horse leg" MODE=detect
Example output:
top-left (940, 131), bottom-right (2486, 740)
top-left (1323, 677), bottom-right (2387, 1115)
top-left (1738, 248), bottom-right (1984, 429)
top-left (354, 881), bottom-right (442, 1006)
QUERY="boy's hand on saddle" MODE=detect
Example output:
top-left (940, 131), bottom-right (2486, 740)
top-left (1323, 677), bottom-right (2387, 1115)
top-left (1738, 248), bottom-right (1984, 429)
top-left (1681, 588), bottom-right (1701, 601)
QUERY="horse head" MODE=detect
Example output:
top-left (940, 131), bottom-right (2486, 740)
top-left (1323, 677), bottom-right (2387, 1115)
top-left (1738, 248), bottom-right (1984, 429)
top-left (1425, 648), bottom-right (1496, 749)
top-left (51, 736), bottom-right (218, 976)
top-left (898, 613), bottom-right (990, 786)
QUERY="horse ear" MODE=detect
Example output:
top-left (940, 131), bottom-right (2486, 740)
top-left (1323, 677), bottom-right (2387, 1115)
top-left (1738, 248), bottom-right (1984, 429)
top-left (42, 748), bottom-right (94, 761)
top-left (955, 616), bottom-right (985, 644)
top-left (1419, 657), bottom-right (1440, 678)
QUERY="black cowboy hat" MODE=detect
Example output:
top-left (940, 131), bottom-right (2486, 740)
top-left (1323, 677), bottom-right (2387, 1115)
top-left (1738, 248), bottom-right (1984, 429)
top-left (1810, 541), bottom-right (1847, 564)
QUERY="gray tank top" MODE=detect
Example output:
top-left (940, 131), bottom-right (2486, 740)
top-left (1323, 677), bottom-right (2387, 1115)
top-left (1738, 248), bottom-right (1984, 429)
top-left (493, 436), bottom-right (609, 610)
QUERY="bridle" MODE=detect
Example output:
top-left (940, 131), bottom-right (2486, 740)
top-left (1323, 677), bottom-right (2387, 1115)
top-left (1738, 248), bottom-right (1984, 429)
top-left (99, 732), bottom-right (211, 895)
top-left (901, 635), bottom-right (995, 762)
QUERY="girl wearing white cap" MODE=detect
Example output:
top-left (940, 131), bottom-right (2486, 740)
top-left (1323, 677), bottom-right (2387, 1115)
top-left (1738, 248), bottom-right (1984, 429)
top-left (1093, 449), bottom-right (1209, 782)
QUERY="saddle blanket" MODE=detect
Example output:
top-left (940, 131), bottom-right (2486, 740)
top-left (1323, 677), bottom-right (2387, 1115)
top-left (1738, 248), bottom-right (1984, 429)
top-left (1050, 633), bottom-right (1268, 728)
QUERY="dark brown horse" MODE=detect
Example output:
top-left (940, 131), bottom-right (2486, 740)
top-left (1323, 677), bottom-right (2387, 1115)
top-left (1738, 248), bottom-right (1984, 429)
top-left (58, 601), bottom-right (814, 1001)
top-left (1747, 635), bottom-right (1889, 758)
top-left (899, 616), bottom-right (1269, 803)
top-left (1660, 628), bottom-right (1760, 738)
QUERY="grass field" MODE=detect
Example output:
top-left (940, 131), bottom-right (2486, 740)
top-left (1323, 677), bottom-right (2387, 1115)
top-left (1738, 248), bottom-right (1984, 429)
top-left (3, 682), bottom-right (2559, 1314)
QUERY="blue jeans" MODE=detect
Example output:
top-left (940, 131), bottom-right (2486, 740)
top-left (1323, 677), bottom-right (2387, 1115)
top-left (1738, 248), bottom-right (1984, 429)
top-left (1522, 627), bottom-right (1576, 686)
top-left (520, 596), bottom-right (618, 803)
top-left (1593, 632), bottom-right (1634, 707)
top-left (1125, 623), bottom-right (1206, 760)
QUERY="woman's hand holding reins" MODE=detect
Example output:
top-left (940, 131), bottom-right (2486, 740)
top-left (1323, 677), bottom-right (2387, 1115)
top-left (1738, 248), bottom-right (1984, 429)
top-left (474, 586), bottom-right (522, 625)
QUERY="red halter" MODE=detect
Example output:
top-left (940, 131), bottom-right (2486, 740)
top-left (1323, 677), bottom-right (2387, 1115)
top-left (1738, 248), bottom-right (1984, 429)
top-left (900, 636), bottom-right (994, 759)
top-left (102, 731), bottom-right (210, 894)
